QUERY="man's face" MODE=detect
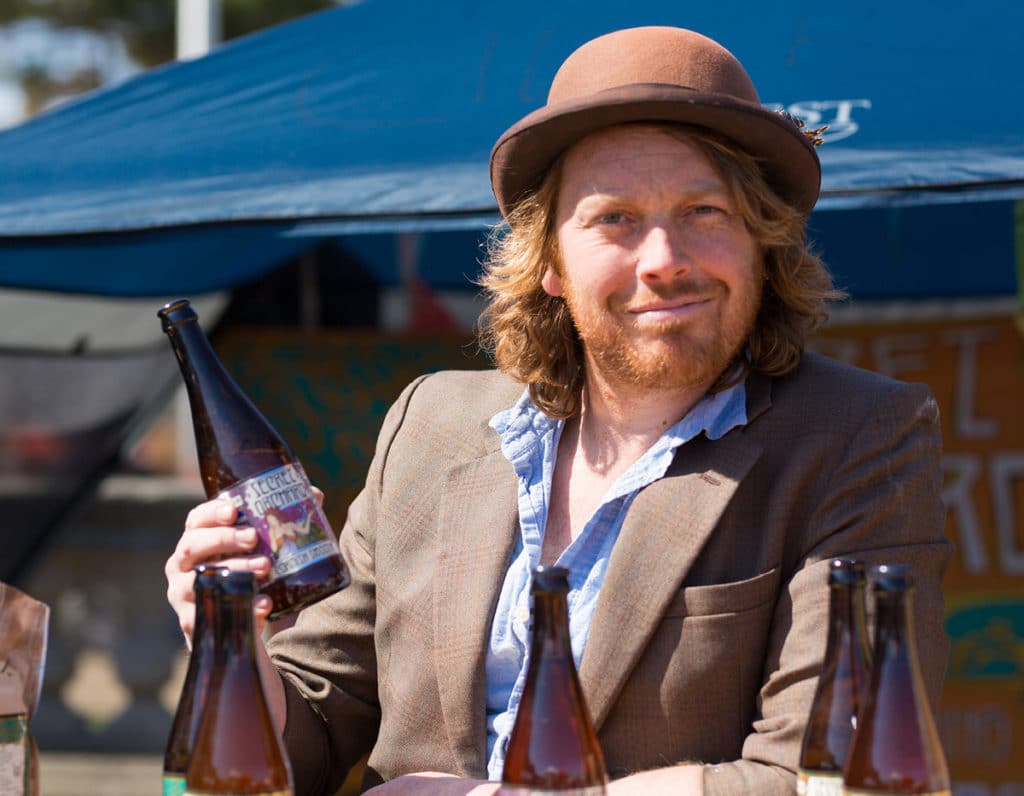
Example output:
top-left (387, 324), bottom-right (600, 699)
top-left (544, 125), bottom-right (763, 393)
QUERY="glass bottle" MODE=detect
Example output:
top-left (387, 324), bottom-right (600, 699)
top-left (797, 559), bottom-right (872, 795)
top-left (842, 564), bottom-right (950, 795)
top-left (158, 298), bottom-right (349, 618)
top-left (163, 565), bottom-right (225, 795)
top-left (502, 565), bottom-right (608, 794)
top-left (185, 569), bottom-right (294, 795)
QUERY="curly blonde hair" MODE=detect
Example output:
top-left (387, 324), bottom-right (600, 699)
top-left (477, 123), bottom-right (844, 419)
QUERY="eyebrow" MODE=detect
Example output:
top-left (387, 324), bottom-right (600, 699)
top-left (577, 181), bottom-right (731, 204)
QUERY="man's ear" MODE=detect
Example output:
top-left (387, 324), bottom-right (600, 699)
top-left (541, 266), bottom-right (563, 297)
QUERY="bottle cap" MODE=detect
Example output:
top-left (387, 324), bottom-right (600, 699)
top-left (158, 298), bottom-right (197, 331)
top-left (531, 565), bottom-right (570, 591)
top-left (827, 558), bottom-right (866, 586)
top-left (193, 564), bottom-right (228, 591)
top-left (216, 569), bottom-right (258, 596)
top-left (871, 563), bottom-right (914, 592)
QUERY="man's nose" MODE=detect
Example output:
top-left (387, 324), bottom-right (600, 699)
top-left (636, 224), bottom-right (689, 283)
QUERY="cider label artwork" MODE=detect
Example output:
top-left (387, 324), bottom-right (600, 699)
top-left (163, 774), bottom-right (186, 795)
top-left (219, 463), bottom-right (339, 579)
top-left (796, 770), bottom-right (842, 795)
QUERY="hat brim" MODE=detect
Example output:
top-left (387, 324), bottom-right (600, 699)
top-left (490, 83), bottom-right (821, 218)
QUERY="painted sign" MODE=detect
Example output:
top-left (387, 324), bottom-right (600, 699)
top-left (812, 309), bottom-right (1024, 794)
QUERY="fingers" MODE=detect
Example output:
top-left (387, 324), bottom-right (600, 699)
top-left (311, 485), bottom-right (325, 507)
top-left (173, 500), bottom-right (262, 573)
top-left (184, 497), bottom-right (238, 531)
top-left (253, 594), bottom-right (274, 638)
top-left (165, 498), bottom-right (273, 645)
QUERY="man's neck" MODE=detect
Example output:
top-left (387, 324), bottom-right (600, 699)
top-left (576, 370), bottom-right (713, 462)
top-left (542, 372), bottom-right (714, 564)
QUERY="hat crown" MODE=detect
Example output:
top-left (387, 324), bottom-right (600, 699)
top-left (548, 26), bottom-right (760, 107)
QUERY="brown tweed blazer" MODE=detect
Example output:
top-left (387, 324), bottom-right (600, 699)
top-left (269, 352), bottom-right (953, 796)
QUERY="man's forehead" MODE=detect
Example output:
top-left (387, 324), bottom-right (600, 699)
top-left (558, 127), bottom-right (729, 197)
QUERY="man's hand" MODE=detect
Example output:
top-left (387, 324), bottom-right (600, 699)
top-left (165, 497), bottom-right (274, 647)
top-left (364, 772), bottom-right (499, 795)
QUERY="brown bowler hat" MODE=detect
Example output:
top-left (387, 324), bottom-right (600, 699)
top-left (490, 26), bottom-right (822, 218)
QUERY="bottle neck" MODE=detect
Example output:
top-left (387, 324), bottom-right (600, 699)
top-left (164, 315), bottom-right (223, 469)
top-left (192, 582), bottom-right (220, 661)
top-left (165, 316), bottom-right (221, 428)
top-left (826, 580), bottom-right (869, 656)
top-left (213, 591), bottom-right (259, 666)
top-left (874, 586), bottom-right (914, 661)
top-left (530, 588), bottom-right (572, 656)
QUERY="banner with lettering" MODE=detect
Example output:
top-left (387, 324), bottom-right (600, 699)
top-left (812, 308), bottom-right (1024, 793)
top-left (217, 307), bottom-right (1023, 793)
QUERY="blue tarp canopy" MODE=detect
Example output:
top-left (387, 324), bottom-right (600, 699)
top-left (2, 0), bottom-right (1021, 581)
top-left (0, 0), bottom-right (1022, 296)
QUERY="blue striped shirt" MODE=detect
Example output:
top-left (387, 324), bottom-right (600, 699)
top-left (484, 381), bottom-right (749, 779)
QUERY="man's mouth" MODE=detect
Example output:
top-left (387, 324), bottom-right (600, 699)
top-left (627, 296), bottom-right (711, 320)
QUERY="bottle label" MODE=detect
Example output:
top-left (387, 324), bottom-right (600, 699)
top-left (163, 773), bottom-right (187, 795)
top-left (0, 715), bottom-right (28, 796)
top-left (797, 770), bottom-right (842, 795)
top-left (219, 463), bottom-right (339, 580)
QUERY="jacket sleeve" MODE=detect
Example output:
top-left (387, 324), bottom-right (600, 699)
top-left (703, 380), bottom-right (953, 796)
top-left (268, 375), bottom-right (430, 796)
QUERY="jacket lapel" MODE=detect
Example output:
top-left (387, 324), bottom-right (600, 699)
top-left (579, 398), bottom-right (768, 729)
top-left (430, 372), bottom-right (774, 762)
top-left (433, 449), bottom-right (518, 776)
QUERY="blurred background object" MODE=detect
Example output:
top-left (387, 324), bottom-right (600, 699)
top-left (0, 2), bottom-right (1021, 794)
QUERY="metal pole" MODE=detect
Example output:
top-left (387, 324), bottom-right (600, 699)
top-left (176, 0), bottom-right (223, 60)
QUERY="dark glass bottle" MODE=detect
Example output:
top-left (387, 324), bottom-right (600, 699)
top-left (163, 565), bottom-right (225, 795)
top-left (842, 565), bottom-right (950, 795)
top-left (158, 298), bottom-right (349, 618)
top-left (502, 565), bottom-right (608, 794)
top-left (797, 559), bottom-right (872, 796)
top-left (185, 569), bottom-right (294, 795)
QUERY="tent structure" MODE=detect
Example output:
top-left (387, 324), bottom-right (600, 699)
top-left (0, 0), bottom-right (1022, 297)
top-left (2, 5), bottom-right (1022, 775)
top-left (1, 0), bottom-right (1022, 582)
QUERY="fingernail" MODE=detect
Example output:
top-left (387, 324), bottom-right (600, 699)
top-left (235, 528), bottom-right (256, 545)
top-left (217, 502), bottom-right (235, 522)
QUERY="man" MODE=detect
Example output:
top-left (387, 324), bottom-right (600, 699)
top-left (166, 26), bottom-right (952, 795)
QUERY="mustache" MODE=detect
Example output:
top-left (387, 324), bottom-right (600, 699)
top-left (618, 279), bottom-right (724, 308)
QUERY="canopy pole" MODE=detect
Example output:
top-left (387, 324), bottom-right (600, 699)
top-left (176, 0), bottom-right (223, 60)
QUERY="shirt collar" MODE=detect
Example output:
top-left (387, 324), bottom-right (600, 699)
top-left (489, 379), bottom-right (748, 468)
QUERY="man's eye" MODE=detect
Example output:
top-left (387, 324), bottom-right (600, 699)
top-left (693, 205), bottom-right (722, 215)
top-left (596, 212), bottom-right (627, 224)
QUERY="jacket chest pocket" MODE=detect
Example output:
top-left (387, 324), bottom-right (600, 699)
top-left (601, 567), bottom-right (781, 774)
top-left (662, 566), bottom-right (779, 618)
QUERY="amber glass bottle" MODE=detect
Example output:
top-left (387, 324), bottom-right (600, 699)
top-left (158, 298), bottom-right (349, 618)
top-left (842, 565), bottom-right (950, 795)
top-left (797, 559), bottom-right (872, 795)
top-left (185, 569), bottom-right (293, 795)
top-left (163, 565), bottom-right (225, 795)
top-left (502, 565), bottom-right (608, 794)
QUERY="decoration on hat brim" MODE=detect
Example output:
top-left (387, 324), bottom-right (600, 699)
top-left (776, 110), bottom-right (828, 147)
